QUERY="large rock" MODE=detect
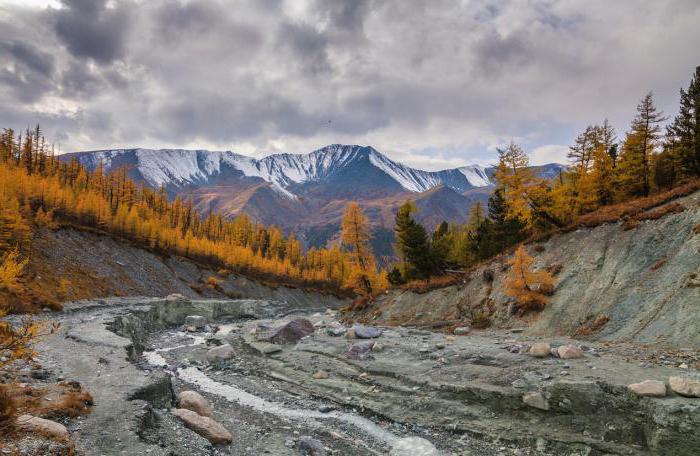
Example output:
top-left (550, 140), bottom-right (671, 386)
top-left (185, 315), bottom-right (207, 329)
top-left (261, 318), bottom-right (315, 344)
top-left (206, 344), bottom-right (235, 363)
top-left (353, 325), bottom-right (382, 339)
top-left (171, 408), bottom-right (233, 444)
top-left (669, 376), bottom-right (700, 397)
top-left (16, 415), bottom-right (70, 441)
top-left (178, 390), bottom-right (214, 418)
top-left (390, 437), bottom-right (440, 456)
top-left (528, 342), bottom-right (551, 358)
top-left (298, 436), bottom-right (327, 455)
top-left (522, 392), bottom-right (549, 410)
top-left (628, 380), bottom-right (667, 397)
top-left (557, 345), bottom-right (584, 359)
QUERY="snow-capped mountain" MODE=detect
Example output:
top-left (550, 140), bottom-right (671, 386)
top-left (63, 144), bottom-right (565, 253)
top-left (65, 145), bottom-right (494, 198)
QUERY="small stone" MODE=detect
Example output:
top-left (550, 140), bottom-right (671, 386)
top-left (166, 293), bottom-right (189, 302)
top-left (297, 436), bottom-right (327, 455)
top-left (445, 336), bottom-right (456, 342)
top-left (171, 408), bottom-right (232, 444)
top-left (558, 345), bottom-right (584, 359)
top-left (627, 380), bottom-right (666, 397)
top-left (185, 315), bottom-right (207, 329)
top-left (312, 370), bottom-right (329, 380)
top-left (345, 328), bottom-right (356, 339)
top-left (528, 343), bottom-right (551, 358)
top-left (178, 391), bottom-right (214, 418)
top-left (206, 344), bottom-right (235, 363)
top-left (390, 437), bottom-right (440, 456)
top-left (344, 342), bottom-right (375, 361)
top-left (669, 376), bottom-right (700, 397)
top-left (522, 392), bottom-right (549, 411)
top-left (30, 369), bottom-right (49, 380)
top-left (371, 343), bottom-right (384, 352)
top-left (679, 363), bottom-right (689, 369)
top-left (326, 327), bottom-right (346, 337)
top-left (318, 405), bottom-right (335, 413)
top-left (16, 415), bottom-right (70, 441)
top-left (454, 326), bottom-right (471, 336)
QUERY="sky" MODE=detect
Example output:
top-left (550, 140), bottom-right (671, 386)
top-left (0, 0), bottom-right (698, 169)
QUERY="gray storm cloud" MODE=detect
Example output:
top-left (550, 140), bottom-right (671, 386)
top-left (0, 0), bottom-right (698, 168)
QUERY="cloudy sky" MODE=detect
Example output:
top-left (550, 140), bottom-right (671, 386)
top-left (0, 0), bottom-right (698, 169)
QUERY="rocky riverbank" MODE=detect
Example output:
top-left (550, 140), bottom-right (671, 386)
top-left (4, 295), bottom-right (699, 455)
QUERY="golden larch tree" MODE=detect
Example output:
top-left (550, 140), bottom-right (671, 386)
top-left (505, 245), bottom-right (555, 313)
top-left (341, 202), bottom-right (376, 295)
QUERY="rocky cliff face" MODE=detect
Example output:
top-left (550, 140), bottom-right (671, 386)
top-left (371, 190), bottom-right (700, 349)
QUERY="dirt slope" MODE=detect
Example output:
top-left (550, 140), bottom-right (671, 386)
top-left (369, 190), bottom-right (700, 348)
top-left (19, 227), bottom-right (347, 311)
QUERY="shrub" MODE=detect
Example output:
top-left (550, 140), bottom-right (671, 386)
top-left (471, 310), bottom-right (491, 329)
top-left (206, 276), bottom-right (220, 289)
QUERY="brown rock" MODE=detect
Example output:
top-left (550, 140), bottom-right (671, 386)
top-left (557, 345), bottom-right (584, 359)
top-left (312, 370), bottom-right (329, 380)
top-left (206, 344), bottom-right (235, 363)
top-left (528, 343), bottom-right (551, 358)
top-left (178, 390), bottom-right (214, 418)
top-left (628, 380), bottom-right (667, 397)
top-left (171, 408), bottom-right (233, 444)
top-left (669, 376), bottom-right (700, 397)
top-left (16, 415), bottom-right (70, 441)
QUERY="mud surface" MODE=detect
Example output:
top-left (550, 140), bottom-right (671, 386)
top-left (18, 296), bottom-right (700, 455)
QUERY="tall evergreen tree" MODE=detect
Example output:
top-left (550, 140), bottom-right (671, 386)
top-left (394, 202), bottom-right (435, 280)
top-left (617, 92), bottom-right (667, 197)
top-left (667, 66), bottom-right (700, 177)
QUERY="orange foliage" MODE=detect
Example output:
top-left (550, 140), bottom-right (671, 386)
top-left (504, 245), bottom-right (554, 313)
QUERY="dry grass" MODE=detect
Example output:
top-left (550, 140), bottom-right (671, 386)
top-left (574, 314), bottom-right (610, 337)
top-left (400, 274), bottom-right (463, 293)
top-left (650, 259), bottom-right (667, 271)
top-left (3, 381), bottom-right (93, 422)
top-left (574, 179), bottom-right (699, 229)
top-left (0, 384), bottom-right (16, 434)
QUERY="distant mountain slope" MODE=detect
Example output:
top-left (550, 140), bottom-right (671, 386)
top-left (63, 144), bottom-right (566, 253)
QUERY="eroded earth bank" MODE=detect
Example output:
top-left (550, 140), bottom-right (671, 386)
top-left (8, 294), bottom-right (700, 455)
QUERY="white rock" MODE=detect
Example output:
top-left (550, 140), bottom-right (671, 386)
top-left (627, 380), bottom-right (667, 397)
top-left (669, 376), bottom-right (700, 397)
top-left (390, 437), bottom-right (440, 456)
top-left (178, 390), bottom-right (214, 418)
top-left (16, 415), bottom-right (70, 441)
top-left (453, 326), bottom-right (471, 336)
top-left (171, 408), bottom-right (232, 444)
top-left (557, 345), bottom-right (584, 359)
top-left (185, 315), bottom-right (207, 329)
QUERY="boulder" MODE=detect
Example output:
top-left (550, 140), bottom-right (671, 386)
top-left (557, 345), bottom-right (584, 359)
top-left (344, 342), bottom-right (375, 361)
top-left (178, 390), bottom-right (214, 418)
top-left (628, 380), bottom-right (667, 397)
top-left (522, 392), bottom-right (549, 411)
top-left (390, 437), bottom-right (440, 456)
top-left (298, 436), bottom-right (327, 455)
top-left (353, 325), bottom-right (382, 339)
top-left (16, 415), bottom-right (70, 441)
top-left (453, 326), bottom-right (471, 336)
top-left (185, 315), bottom-right (207, 329)
top-left (206, 344), bottom-right (235, 363)
top-left (528, 343), bottom-right (551, 358)
top-left (262, 319), bottom-right (315, 344)
top-left (171, 408), bottom-right (232, 444)
top-left (669, 376), bottom-right (700, 397)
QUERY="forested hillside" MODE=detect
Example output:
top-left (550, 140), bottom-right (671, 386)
top-left (0, 130), bottom-right (385, 312)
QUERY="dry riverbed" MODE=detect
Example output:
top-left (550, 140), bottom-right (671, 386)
top-left (4, 295), bottom-right (699, 455)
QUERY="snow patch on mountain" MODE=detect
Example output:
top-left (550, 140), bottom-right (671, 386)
top-left (66, 144), bottom-right (497, 196)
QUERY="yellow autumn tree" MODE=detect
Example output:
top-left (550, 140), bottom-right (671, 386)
top-left (505, 245), bottom-right (554, 313)
top-left (341, 202), bottom-right (377, 295)
top-left (494, 141), bottom-right (536, 226)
